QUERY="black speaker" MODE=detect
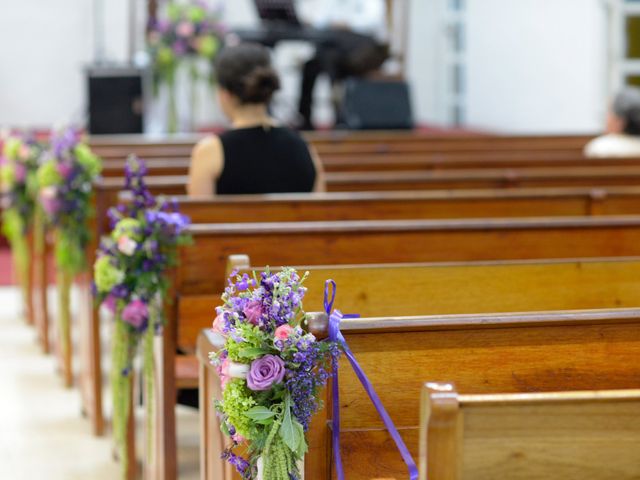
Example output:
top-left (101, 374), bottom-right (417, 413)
top-left (87, 66), bottom-right (146, 134)
top-left (342, 78), bottom-right (414, 130)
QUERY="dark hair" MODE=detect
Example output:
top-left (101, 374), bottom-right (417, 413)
top-left (613, 87), bottom-right (640, 135)
top-left (214, 43), bottom-right (280, 105)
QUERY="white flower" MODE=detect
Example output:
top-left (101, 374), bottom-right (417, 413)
top-left (228, 362), bottom-right (249, 379)
top-left (117, 235), bottom-right (138, 256)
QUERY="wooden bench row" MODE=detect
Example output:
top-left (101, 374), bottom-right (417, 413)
top-left (141, 215), bottom-right (640, 479)
top-left (89, 132), bottom-right (591, 160)
top-left (98, 152), bottom-right (640, 178)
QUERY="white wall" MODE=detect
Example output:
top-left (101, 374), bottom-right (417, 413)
top-left (0, 0), bottom-right (612, 133)
top-left (465, 0), bottom-right (608, 133)
top-left (0, 0), bottom-right (131, 129)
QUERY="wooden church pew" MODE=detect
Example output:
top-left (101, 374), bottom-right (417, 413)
top-left (195, 257), bottom-right (640, 479)
top-left (93, 166), bottom-right (640, 200)
top-left (77, 182), bottom-right (640, 434)
top-left (70, 180), bottom-right (640, 437)
top-left (99, 152), bottom-right (640, 177)
top-left (149, 214), bottom-right (640, 477)
top-left (89, 132), bottom-right (591, 160)
top-left (324, 166), bottom-right (640, 191)
top-left (419, 384), bottom-right (640, 480)
top-left (199, 309), bottom-right (640, 480)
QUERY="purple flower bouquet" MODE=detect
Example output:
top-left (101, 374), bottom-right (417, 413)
top-left (1, 135), bottom-right (43, 315)
top-left (210, 269), bottom-right (339, 480)
top-left (147, 0), bottom-right (225, 132)
top-left (93, 155), bottom-right (191, 476)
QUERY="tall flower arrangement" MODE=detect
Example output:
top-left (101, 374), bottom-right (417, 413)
top-left (93, 156), bottom-right (190, 477)
top-left (0, 136), bottom-right (42, 315)
top-left (147, 0), bottom-right (224, 132)
top-left (210, 269), bottom-right (338, 480)
top-left (37, 128), bottom-right (102, 383)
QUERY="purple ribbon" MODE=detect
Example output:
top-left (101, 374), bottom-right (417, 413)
top-left (324, 280), bottom-right (418, 480)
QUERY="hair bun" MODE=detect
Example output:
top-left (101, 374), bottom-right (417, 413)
top-left (242, 66), bottom-right (280, 104)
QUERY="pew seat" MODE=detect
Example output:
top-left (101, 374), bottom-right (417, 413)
top-left (420, 384), bottom-right (640, 480)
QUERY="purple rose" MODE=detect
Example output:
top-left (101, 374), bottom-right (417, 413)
top-left (122, 299), bottom-right (148, 329)
top-left (243, 300), bottom-right (263, 325)
top-left (247, 355), bottom-right (285, 391)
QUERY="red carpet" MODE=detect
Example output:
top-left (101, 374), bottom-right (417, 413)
top-left (0, 248), bottom-right (57, 286)
top-left (0, 248), bottom-right (15, 286)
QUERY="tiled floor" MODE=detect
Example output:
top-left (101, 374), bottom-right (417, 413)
top-left (0, 287), bottom-right (200, 479)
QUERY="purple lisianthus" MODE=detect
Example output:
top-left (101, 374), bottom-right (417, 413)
top-left (122, 299), bottom-right (149, 330)
top-left (56, 161), bottom-right (74, 180)
top-left (247, 355), bottom-right (285, 391)
top-left (102, 294), bottom-right (117, 314)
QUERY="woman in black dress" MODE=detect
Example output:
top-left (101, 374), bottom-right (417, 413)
top-left (188, 43), bottom-right (325, 195)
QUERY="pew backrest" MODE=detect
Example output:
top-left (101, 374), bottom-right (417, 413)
top-left (420, 383), bottom-right (640, 480)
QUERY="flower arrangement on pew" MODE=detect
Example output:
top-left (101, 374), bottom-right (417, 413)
top-left (210, 269), bottom-right (339, 480)
top-left (147, 0), bottom-right (224, 132)
top-left (36, 128), bottom-right (101, 382)
top-left (0, 136), bottom-right (43, 315)
top-left (93, 155), bottom-right (191, 477)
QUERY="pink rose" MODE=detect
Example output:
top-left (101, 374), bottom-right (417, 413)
top-left (212, 313), bottom-right (226, 335)
top-left (18, 145), bottom-right (30, 160)
top-left (243, 301), bottom-right (263, 325)
top-left (176, 21), bottom-right (195, 37)
top-left (40, 186), bottom-right (61, 215)
top-left (232, 433), bottom-right (246, 444)
top-left (274, 324), bottom-right (294, 341)
top-left (117, 235), bottom-right (137, 256)
top-left (219, 357), bottom-right (231, 388)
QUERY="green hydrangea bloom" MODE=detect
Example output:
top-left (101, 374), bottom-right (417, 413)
top-left (94, 256), bottom-right (125, 293)
top-left (112, 218), bottom-right (142, 242)
top-left (3, 138), bottom-right (22, 160)
top-left (198, 36), bottom-right (219, 59)
top-left (167, 3), bottom-right (181, 21)
top-left (221, 379), bottom-right (256, 439)
top-left (188, 6), bottom-right (206, 23)
top-left (157, 46), bottom-right (175, 67)
top-left (74, 143), bottom-right (102, 178)
top-left (37, 160), bottom-right (62, 187)
top-left (0, 164), bottom-right (15, 189)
